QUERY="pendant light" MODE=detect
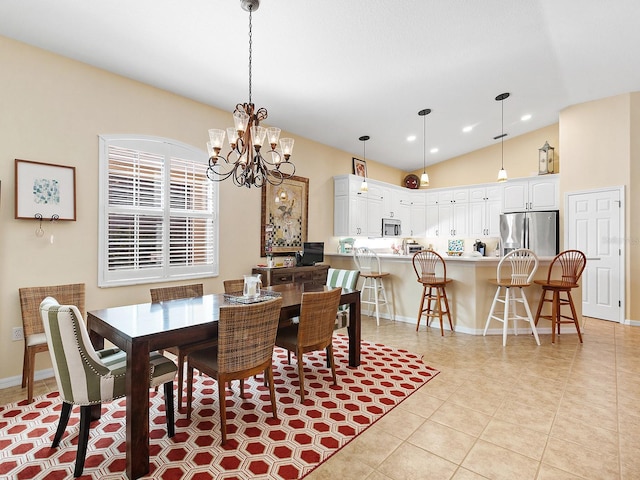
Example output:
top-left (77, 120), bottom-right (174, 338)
top-left (359, 135), bottom-right (370, 192)
top-left (495, 92), bottom-right (510, 182)
top-left (418, 108), bottom-right (431, 186)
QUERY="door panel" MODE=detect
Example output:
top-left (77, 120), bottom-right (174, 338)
top-left (567, 189), bottom-right (622, 322)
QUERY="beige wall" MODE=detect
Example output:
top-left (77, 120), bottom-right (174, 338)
top-left (1, 35), bottom-right (638, 383)
top-left (413, 124), bottom-right (560, 189)
top-left (0, 36), bottom-right (402, 381)
top-left (559, 93), bottom-right (640, 321)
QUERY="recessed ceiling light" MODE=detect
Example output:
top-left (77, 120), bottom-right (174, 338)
top-left (462, 125), bottom-right (473, 133)
top-left (521, 114), bottom-right (532, 121)
top-left (407, 135), bottom-right (417, 142)
top-left (430, 148), bottom-right (439, 154)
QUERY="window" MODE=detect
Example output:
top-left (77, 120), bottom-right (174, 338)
top-left (98, 135), bottom-right (218, 287)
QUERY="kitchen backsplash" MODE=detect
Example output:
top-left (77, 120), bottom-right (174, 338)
top-left (330, 236), bottom-right (501, 256)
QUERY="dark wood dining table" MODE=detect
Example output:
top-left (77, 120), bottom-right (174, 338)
top-left (87, 283), bottom-right (361, 480)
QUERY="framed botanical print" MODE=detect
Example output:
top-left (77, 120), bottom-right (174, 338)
top-left (15, 159), bottom-right (77, 220)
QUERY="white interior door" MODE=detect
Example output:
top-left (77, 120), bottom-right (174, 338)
top-left (566, 188), bottom-right (623, 322)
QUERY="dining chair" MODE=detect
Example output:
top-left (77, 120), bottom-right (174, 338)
top-left (483, 248), bottom-right (540, 346)
top-left (534, 249), bottom-right (587, 343)
top-left (353, 246), bottom-right (393, 325)
top-left (412, 250), bottom-right (454, 335)
top-left (185, 297), bottom-right (283, 445)
top-left (18, 282), bottom-right (85, 404)
top-left (149, 283), bottom-right (214, 410)
top-left (325, 268), bottom-right (360, 329)
top-left (275, 287), bottom-right (343, 402)
top-left (223, 278), bottom-right (245, 294)
top-left (40, 297), bottom-right (177, 477)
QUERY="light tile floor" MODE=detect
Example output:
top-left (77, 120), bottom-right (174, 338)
top-left (1, 316), bottom-right (639, 479)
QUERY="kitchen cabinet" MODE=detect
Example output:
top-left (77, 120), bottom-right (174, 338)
top-left (425, 204), bottom-right (440, 237)
top-left (408, 191), bottom-right (426, 237)
top-left (334, 176), bottom-right (369, 236)
top-left (503, 175), bottom-right (559, 212)
top-left (468, 184), bottom-right (502, 236)
top-left (438, 202), bottom-right (468, 237)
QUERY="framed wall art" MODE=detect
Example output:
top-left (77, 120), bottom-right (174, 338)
top-left (352, 157), bottom-right (367, 178)
top-left (261, 175), bottom-right (309, 256)
top-left (15, 159), bottom-right (77, 220)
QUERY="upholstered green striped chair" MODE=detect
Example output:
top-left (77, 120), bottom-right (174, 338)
top-left (40, 297), bottom-right (177, 477)
top-left (326, 268), bottom-right (360, 329)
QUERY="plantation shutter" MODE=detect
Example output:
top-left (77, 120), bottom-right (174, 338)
top-left (99, 136), bottom-right (218, 287)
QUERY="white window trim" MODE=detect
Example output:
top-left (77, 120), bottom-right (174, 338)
top-left (98, 134), bottom-right (219, 287)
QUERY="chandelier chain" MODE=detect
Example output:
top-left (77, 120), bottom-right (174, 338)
top-left (248, 5), bottom-right (253, 104)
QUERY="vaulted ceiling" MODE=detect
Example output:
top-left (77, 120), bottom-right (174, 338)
top-left (1, 0), bottom-right (639, 171)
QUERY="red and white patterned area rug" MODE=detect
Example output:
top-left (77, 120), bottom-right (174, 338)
top-left (0, 335), bottom-right (438, 479)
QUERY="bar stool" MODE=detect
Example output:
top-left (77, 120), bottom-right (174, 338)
top-left (412, 250), bottom-right (453, 335)
top-left (534, 250), bottom-right (587, 344)
top-left (483, 248), bottom-right (540, 346)
top-left (353, 247), bottom-right (393, 326)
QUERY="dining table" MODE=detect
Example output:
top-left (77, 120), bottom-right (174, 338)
top-left (87, 283), bottom-right (361, 480)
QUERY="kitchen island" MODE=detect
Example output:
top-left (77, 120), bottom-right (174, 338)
top-left (327, 252), bottom-right (582, 336)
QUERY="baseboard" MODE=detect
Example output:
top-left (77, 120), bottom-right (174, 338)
top-left (623, 318), bottom-right (640, 327)
top-left (0, 368), bottom-right (54, 390)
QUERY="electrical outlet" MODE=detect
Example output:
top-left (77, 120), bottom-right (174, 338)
top-left (12, 327), bottom-right (24, 342)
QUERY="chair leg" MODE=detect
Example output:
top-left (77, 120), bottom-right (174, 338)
top-left (520, 288), bottom-right (540, 346)
top-left (441, 287), bottom-right (453, 333)
top-left (379, 279), bottom-right (392, 321)
top-left (240, 379), bottom-right (245, 398)
top-left (502, 287), bottom-right (510, 346)
top-left (484, 287), bottom-right (501, 336)
top-left (52, 401), bottom-right (73, 448)
top-left (22, 345), bottom-right (28, 388)
top-left (551, 291), bottom-right (559, 344)
top-left (297, 348), bottom-right (306, 402)
top-left (27, 348), bottom-right (37, 404)
top-left (534, 288), bottom-right (546, 326)
top-left (373, 278), bottom-right (381, 326)
top-left (185, 364), bottom-right (195, 419)
top-left (425, 287), bottom-right (435, 327)
top-left (75, 405), bottom-right (92, 477)
top-left (265, 366), bottom-right (278, 420)
top-left (327, 344), bottom-right (337, 386)
top-left (163, 382), bottom-right (175, 438)
top-left (416, 285), bottom-right (427, 331)
top-left (218, 376), bottom-right (227, 445)
top-left (566, 291), bottom-right (583, 343)
top-left (435, 288), bottom-right (444, 336)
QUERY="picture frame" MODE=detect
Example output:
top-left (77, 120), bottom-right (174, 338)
top-left (261, 175), bottom-right (309, 256)
top-left (15, 159), bottom-right (77, 221)
top-left (352, 157), bottom-right (367, 178)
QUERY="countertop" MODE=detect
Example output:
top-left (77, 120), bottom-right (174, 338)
top-left (326, 252), bottom-right (556, 264)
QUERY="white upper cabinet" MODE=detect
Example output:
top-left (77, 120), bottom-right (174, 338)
top-left (502, 175), bottom-right (559, 212)
top-left (408, 191), bottom-right (426, 237)
top-left (468, 184), bottom-right (503, 236)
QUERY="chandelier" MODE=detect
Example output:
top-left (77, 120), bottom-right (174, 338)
top-left (206, 0), bottom-right (295, 188)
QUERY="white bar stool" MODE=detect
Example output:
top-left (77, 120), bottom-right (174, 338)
top-left (353, 247), bottom-right (393, 326)
top-left (483, 248), bottom-right (540, 346)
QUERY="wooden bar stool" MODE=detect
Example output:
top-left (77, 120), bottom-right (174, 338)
top-left (533, 250), bottom-right (587, 344)
top-left (412, 250), bottom-right (453, 335)
top-left (353, 247), bottom-right (393, 326)
top-left (483, 248), bottom-right (540, 346)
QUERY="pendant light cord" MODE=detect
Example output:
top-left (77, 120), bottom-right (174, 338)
top-left (501, 99), bottom-right (504, 169)
top-left (423, 114), bottom-right (427, 173)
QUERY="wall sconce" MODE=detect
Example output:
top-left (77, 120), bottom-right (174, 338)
top-left (538, 141), bottom-right (555, 174)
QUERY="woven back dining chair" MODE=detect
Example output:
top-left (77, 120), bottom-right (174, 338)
top-left (40, 297), bottom-right (177, 477)
top-left (223, 278), bottom-right (245, 294)
top-left (185, 297), bottom-right (283, 445)
top-left (149, 283), bottom-right (212, 410)
top-left (275, 287), bottom-right (343, 402)
top-left (19, 282), bottom-right (85, 403)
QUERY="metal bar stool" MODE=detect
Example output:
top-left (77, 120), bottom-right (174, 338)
top-left (353, 247), bottom-right (393, 326)
top-left (533, 250), bottom-right (587, 344)
top-left (412, 250), bottom-right (453, 335)
top-left (483, 248), bottom-right (540, 346)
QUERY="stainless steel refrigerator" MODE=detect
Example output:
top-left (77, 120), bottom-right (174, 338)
top-left (499, 210), bottom-right (559, 257)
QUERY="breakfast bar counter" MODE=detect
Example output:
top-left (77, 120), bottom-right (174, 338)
top-left (326, 252), bottom-right (581, 336)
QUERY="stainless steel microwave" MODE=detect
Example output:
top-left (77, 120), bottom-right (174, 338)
top-left (382, 218), bottom-right (402, 237)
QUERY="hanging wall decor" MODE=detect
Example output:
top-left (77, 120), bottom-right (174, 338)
top-left (15, 159), bottom-right (76, 221)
